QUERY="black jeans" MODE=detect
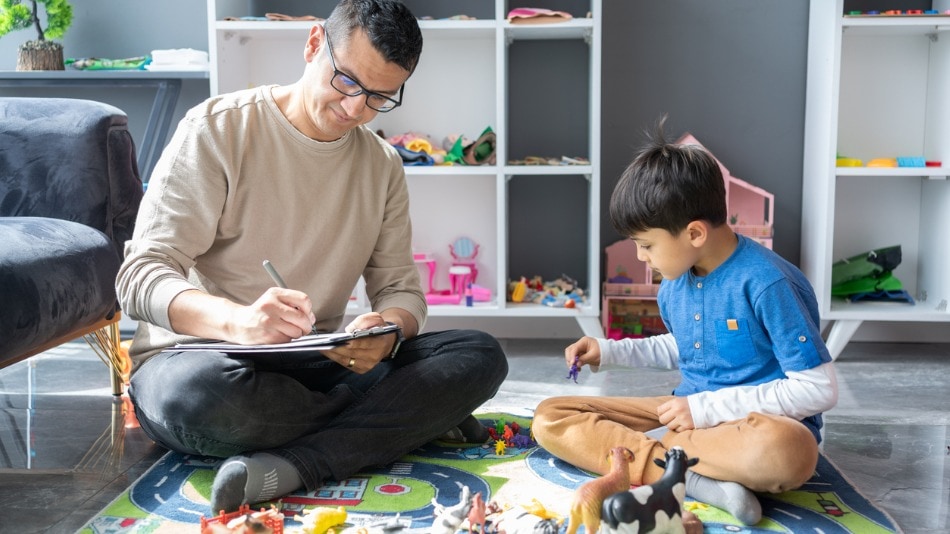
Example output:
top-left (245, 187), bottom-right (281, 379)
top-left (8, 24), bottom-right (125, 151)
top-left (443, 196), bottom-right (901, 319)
top-left (129, 329), bottom-right (508, 490)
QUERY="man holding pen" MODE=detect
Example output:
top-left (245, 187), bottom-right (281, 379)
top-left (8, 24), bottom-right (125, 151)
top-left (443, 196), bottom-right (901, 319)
top-left (116, 0), bottom-right (508, 513)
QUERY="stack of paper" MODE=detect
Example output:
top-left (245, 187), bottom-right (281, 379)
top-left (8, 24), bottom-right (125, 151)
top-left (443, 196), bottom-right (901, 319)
top-left (168, 323), bottom-right (400, 353)
top-left (146, 48), bottom-right (209, 71)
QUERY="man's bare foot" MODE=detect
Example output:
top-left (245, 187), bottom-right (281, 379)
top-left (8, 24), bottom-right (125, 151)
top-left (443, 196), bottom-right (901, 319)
top-left (682, 509), bottom-right (703, 534)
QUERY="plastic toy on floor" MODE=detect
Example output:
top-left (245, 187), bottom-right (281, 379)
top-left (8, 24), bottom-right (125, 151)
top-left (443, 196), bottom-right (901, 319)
top-left (489, 500), bottom-right (562, 533)
top-left (467, 492), bottom-right (487, 533)
top-left (566, 446), bottom-right (635, 534)
top-left (294, 505), bottom-right (347, 534)
top-left (431, 484), bottom-right (474, 534)
top-left (599, 446), bottom-right (700, 534)
top-left (200, 505), bottom-right (284, 534)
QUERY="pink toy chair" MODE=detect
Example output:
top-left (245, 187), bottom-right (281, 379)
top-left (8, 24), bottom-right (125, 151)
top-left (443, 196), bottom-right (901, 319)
top-left (449, 236), bottom-right (479, 286)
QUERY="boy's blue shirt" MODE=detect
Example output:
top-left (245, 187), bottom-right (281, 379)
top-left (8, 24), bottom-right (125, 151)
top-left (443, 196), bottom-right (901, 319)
top-left (659, 234), bottom-right (832, 440)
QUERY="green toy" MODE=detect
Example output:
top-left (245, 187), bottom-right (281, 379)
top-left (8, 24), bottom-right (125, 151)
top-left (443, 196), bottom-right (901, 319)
top-left (831, 245), bottom-right (906, 298)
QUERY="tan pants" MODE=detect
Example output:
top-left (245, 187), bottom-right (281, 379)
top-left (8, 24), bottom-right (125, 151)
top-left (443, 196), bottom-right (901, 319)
top-left (532, 395), bottom-right (818, 493)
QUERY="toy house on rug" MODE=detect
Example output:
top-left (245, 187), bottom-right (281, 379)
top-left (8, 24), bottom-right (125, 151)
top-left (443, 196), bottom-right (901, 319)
top-left (602, 133), bottom-right (775, 338)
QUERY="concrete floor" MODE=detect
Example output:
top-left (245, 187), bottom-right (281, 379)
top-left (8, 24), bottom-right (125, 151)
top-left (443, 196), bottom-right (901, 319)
top-left (0, 338), bottom-right (947, 533)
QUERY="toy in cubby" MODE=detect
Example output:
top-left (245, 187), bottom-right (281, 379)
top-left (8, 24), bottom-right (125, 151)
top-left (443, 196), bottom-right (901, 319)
top-left (414, 237), bottom-right (491, 305)
top-left (507, 274), bottom-right (586, 307)
top-left (677, 133), bottom-right (775, 249)
top-left (606, 299), bottom-right (668, 340)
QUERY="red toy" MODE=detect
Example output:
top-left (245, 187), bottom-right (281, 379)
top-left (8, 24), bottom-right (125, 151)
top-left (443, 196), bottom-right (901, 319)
top-left (200, 504), bottom-right (284, 534)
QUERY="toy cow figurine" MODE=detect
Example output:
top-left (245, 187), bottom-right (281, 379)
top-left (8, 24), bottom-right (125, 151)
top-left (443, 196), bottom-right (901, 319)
top-left (599, 446), bottom-right (699, 534)
top-left (566, 446), bottom-right (635, 534)
top-left (431, 484), bottom-right (473, 534)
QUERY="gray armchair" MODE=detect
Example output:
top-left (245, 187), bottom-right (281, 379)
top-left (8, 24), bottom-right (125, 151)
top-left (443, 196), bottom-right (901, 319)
top-left (0, 97), bottom-right (144, 394)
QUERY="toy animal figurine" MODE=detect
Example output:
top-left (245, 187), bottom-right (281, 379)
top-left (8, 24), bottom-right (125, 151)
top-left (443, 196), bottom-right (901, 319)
top-left (567, 355), bottom-right (581, 383)
top-left (367, 513), bottom-right (412, 532)
top-left (294, 505), bottom-right (347, 534)
top-left (431, 484), bottom-right (473, 534)
top-left (492, 506), bottom-right (560, 534)
top-left (566, 446), bottom-right (635, 534)
top-left (495, 439), bottom-right (507, 456)
top-left (200, 505), bottom-right (283, 534)
top-left (467, 491), bottom-right (486, 533)
top-left (600, 446), bottom-right (699, 534)
top-left (521, 498), bottom-right (562, 523)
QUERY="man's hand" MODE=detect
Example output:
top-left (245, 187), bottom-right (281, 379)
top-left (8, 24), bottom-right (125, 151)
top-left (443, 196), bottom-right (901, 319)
top-left (238, 287), bottom-right (316, 341)
top-left (168, 287), bottom-right (315, 345)
top-left (322, 312), bottom-right (398, 374)
top-left (657, 397), bottom-right (695, 432)
top-left (564, 336), bottom-right (602, 369)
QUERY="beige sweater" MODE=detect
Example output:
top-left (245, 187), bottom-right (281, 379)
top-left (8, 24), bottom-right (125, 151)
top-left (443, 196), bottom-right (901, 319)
top-left (117, 86), bottom-right (426, 365)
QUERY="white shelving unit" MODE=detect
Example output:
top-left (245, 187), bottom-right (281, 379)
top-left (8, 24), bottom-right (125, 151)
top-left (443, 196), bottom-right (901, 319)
top-left (206, 0), bottom-right (603, 337)
top-left (802, 1), bottom-right (950, 359)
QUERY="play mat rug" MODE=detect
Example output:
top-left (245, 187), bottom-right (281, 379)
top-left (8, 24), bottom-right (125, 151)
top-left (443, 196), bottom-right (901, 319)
top-left (82, 413), bottom-right (901, 534)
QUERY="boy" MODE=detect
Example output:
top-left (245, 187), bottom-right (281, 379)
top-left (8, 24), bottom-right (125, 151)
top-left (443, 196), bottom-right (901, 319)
top-left (532, 118), bottom-right (837, 524)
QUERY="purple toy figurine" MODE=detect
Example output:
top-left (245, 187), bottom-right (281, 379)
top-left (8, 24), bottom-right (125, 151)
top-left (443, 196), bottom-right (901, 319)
top-left (567, 355), bottom-right (580, 383)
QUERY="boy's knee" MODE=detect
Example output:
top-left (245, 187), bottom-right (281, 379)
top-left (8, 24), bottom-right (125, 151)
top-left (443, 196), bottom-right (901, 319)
top-left (531, 398), bottom-right (558, 439)
top-left (531, 397), bottom-right (574, 444)
top-left (744, 413), bottom-right (819, 491)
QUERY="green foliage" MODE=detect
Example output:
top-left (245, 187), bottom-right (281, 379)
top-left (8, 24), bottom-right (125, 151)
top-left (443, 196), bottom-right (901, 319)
top-left (0, 0), bottom-right (73, 42)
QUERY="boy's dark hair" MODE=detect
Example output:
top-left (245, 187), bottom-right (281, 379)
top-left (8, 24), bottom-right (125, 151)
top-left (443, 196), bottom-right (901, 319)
top-left (609, 116), bottom-right (727, 237)
top-left (325, 0), bottom-right (423, 73)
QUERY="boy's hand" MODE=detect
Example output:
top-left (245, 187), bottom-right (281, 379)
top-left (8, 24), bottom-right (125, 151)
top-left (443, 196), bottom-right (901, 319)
top-left (657, 397), bottom-right (695, 432)
top-left (564, 336), bottom-right (601, 368)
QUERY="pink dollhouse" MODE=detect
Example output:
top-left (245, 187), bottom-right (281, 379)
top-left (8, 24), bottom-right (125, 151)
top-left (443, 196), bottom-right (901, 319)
top-left (602, 239), bottom-right (667, 339)
top-left (679, 133), bottom-right (774, 249)
top-left (601, 133), bottom-right (775, 338)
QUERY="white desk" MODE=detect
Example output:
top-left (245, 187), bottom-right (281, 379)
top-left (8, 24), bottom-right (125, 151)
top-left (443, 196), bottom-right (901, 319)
top-left (0, 70), bottom-right (209, 182)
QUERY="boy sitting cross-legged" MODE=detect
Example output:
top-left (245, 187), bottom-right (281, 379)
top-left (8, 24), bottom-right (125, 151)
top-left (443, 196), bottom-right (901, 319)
top-left (532, 117), bottom-right (838, 525)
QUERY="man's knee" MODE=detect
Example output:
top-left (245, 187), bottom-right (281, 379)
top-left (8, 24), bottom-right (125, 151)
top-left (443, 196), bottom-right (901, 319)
top-left (451, 329), bottom-right (509, 387)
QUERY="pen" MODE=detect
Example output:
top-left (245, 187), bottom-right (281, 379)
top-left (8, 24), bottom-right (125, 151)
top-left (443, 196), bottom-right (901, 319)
top-left (263, 260), bottom-right (318, 335)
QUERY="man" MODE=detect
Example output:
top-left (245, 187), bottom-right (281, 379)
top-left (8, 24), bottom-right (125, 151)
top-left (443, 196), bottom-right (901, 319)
top-left (117, 0), bottom-right (508, 513)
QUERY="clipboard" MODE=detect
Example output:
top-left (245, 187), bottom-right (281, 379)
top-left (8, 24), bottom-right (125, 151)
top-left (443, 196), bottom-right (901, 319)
top-left (167, 323), bottom-right (401, 353)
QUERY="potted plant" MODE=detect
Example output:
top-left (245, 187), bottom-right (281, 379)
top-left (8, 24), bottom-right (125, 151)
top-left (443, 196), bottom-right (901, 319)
top-left (0, 0), bottom-right (73, 70)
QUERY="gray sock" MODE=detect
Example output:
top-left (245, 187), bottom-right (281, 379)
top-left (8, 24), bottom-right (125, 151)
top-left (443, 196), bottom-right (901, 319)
top-left (210, 452), bottom-right (303, 513)
top-left (685, 470), bottom-right (762, 525)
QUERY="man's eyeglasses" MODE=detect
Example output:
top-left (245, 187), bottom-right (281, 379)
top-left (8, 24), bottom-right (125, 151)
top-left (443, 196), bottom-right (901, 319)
top-left (324, 30), bottom-right (403, 112)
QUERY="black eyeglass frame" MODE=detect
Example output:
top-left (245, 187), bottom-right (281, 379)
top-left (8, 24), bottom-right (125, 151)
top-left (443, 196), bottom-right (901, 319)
top-left (323, 29), bottom-right (404, 112)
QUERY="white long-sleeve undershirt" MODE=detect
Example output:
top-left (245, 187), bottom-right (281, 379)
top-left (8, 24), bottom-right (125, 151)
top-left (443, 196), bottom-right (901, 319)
top-left (595, 334), bottom-right (838, 428)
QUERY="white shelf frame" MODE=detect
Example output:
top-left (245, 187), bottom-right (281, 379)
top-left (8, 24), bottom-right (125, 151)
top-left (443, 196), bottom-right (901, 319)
top-left (802, 1), bottom-right (950, 359)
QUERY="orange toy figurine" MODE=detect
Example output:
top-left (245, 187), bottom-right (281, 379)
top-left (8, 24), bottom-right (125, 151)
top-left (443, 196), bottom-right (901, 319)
top-left (566, 446), bottom-right (635, 534)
